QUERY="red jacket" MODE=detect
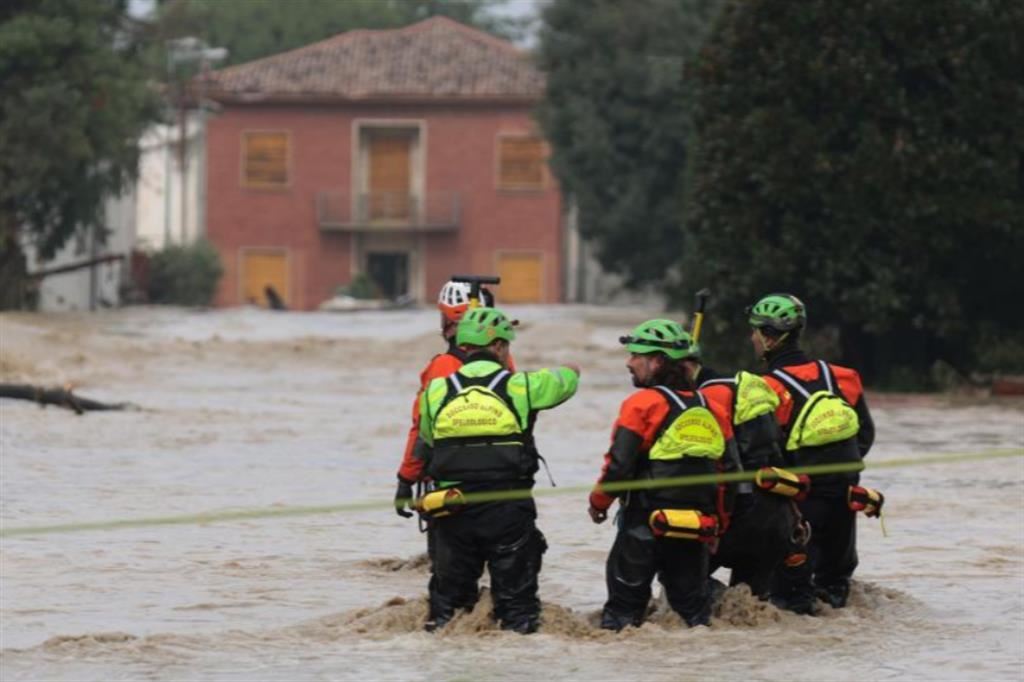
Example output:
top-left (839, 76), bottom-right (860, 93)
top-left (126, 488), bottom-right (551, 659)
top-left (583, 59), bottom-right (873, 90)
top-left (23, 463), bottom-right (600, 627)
top-left (763, 363), bottom-right (865, 428)
top-left (590, 387), bottom-right (736, 520)
top-left (761, 348), bottom-right (875, 460)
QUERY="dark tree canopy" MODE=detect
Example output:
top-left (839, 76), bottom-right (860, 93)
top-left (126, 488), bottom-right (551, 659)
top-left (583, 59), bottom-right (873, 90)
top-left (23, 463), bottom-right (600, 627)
top-left (155, 0), bottom-right (531, 67)
top-left (0, 0), bottom-right (159, 268)
top-left (536, 0), bottom-right (721, 287)
top-left (683, 0), bottom-right (1024, 383)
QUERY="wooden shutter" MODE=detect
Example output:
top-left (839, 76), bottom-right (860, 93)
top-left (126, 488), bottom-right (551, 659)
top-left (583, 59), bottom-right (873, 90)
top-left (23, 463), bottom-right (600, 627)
top-left (243, 132), bottom-right (288, 188)
top-left (498, 136), bottom-right (546, 190)
top-left (497, 252), bottom-right (543, 303)
top-left (368, 133), bottom-right (412, 220)
top-left (241, 250), bottom-right (289, 307)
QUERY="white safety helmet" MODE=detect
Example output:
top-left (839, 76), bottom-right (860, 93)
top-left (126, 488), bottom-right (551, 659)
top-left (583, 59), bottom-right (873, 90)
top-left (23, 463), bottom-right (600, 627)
top-left (438, 280), bottom-right (472, 322)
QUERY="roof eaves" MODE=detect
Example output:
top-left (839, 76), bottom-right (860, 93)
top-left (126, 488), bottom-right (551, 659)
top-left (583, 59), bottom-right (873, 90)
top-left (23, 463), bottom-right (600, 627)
top-left (206, 90), bottom-right (541, 107)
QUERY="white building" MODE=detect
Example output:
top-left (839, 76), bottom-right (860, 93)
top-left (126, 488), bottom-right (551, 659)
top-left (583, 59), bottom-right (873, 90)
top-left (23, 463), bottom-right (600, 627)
top-left (134, 117), bottom-right (203, 251)
top-left (25, 116), bottom-right (202, 312)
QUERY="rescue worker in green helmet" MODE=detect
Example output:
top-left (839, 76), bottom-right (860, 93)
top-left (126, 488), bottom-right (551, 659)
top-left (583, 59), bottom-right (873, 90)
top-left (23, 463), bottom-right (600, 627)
top-left (588, 319), bottom-right (740, 629)
top-left (411, 307), bottom-right (580, 633)
top-left (675, 333), bottom-right (813, 613)
top-left (747, 293), bottom-right (876, 609)
top-left (394, 281), bottom-right (515, 629)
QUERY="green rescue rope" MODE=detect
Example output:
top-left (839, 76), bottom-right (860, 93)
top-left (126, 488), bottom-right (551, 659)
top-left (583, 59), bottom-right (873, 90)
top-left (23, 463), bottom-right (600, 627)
top-left (1, 448), bottom-right (1021, 538)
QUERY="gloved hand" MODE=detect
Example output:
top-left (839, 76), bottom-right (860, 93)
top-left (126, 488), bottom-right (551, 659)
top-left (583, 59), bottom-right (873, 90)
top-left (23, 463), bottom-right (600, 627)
top-left (588, 490), bottom-right (609, 524)
top-left (394, 478), bottom-right (414, 518)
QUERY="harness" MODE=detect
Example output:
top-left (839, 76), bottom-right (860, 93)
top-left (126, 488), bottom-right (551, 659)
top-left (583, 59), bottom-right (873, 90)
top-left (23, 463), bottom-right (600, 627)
top-left (427, 369), bottom-right (537, 484)
top-left (771, 361), bottom-right (860, 452)
top-left (634, 386), bottom-right (724, 510)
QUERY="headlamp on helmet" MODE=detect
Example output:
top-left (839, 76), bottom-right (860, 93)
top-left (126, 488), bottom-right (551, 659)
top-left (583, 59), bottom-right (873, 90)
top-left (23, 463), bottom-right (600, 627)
top-left (619, 319), bottom-right (700, 361)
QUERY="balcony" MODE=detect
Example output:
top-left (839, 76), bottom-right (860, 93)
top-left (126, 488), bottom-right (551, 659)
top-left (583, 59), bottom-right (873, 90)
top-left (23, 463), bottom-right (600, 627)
top-left (317, 191), bottom-right (461, 232)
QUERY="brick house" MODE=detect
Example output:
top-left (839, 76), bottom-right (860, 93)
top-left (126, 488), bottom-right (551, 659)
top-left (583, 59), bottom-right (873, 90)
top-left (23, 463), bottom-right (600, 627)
top-left (201, 17), bottom-right (564, 309)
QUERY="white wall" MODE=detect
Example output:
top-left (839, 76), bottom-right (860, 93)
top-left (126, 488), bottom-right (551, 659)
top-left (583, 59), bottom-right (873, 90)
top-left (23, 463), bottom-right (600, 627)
top-left (25, 189), bottom-right (136, 312)
top-left (25, 116), bottom-right (203, 312)
top-left (135, 117), bottom-right (202, 251)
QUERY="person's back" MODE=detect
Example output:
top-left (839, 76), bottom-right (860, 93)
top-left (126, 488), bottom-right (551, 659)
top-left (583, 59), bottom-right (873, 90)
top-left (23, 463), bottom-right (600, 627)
top-left (746, 293), bottom-right (875, 609)
top-left (589, 320), bottom-right (738, 629)
top-left (413, 307), bottom-right (580, 633)
top-left (761, 348), bottom-right (873, 492)
top-left (395, 282), bottom-right (515, 496)
top-left (689, 363), bottom-right (812, 608)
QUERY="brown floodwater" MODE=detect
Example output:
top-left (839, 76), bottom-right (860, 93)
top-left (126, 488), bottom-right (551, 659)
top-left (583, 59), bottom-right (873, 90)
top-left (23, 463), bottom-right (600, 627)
top-left (1, 306), bottom-right (1022, 680)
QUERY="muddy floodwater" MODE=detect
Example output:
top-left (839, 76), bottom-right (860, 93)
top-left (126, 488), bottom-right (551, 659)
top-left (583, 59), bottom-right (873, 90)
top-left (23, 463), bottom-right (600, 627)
top-left (2, 306), bottom-right (1022, 681)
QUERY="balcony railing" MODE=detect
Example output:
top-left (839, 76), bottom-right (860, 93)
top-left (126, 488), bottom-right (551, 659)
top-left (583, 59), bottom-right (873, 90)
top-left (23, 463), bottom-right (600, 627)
top-left (317, 191), bottom-right (461, 232)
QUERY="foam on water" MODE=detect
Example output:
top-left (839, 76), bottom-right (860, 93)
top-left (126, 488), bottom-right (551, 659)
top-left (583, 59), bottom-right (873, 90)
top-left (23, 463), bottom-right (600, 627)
top-left (2, 306), bottom-right (1022, 680)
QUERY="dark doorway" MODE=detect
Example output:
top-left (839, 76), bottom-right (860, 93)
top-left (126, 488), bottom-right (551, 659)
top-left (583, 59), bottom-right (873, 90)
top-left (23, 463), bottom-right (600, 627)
top-left (366, 252), bottom-right (409, 299)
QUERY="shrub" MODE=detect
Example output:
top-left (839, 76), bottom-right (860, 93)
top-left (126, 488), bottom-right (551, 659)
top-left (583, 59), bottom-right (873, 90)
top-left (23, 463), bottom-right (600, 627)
top-left (146, 240), bottom-right (223, 306)
top-left (335, 272), bottom-right (381, 300)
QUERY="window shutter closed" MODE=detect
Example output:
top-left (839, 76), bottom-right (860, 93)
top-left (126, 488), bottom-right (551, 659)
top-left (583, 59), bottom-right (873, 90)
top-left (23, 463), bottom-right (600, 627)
top-left (497, 252), bottom-right (543, 303)
top-left (499, 137), bottom-right (545, 190)
top-left (244, 132), bottom-right (288, 187)
top-left (241, 250), bottom-right (289, 307)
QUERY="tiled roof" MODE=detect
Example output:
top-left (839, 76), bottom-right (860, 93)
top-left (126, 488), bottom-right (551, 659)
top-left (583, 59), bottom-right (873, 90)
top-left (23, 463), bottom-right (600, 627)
top-left (202, 17), bottom-right (544, 102)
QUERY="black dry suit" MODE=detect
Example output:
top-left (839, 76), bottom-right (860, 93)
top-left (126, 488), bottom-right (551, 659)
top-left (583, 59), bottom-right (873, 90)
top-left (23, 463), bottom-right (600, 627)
top-left (414, 354), bottom-right (578, 633)
top-left (697, 368), bottom-right (810, 603)
top-left (765, 347), bottom-right (875, 609)
top-left (598, 386), bottom-right (738, 630)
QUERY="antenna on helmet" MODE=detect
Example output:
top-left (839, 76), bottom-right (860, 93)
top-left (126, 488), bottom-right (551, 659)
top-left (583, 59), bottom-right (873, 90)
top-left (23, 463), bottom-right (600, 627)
top-left (451, 274), bottom-right (501, 309)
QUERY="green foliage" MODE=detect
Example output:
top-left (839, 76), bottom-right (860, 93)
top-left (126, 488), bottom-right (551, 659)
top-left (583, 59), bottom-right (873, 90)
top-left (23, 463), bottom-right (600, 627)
top-left (536, 0), bottom-right (721, 287)
top-left (974, 327), bottom-right (1024, 375)
top-left (683, 0), bottom-right (1024, 382)
top-left (0, 0), bottom-right (159, 262)
top-left (147, 240), bottom-right (223, 306)
top-left (337, 273), bottom-right (381, 301)
top-left (154, 0), bottom-right (530, 67)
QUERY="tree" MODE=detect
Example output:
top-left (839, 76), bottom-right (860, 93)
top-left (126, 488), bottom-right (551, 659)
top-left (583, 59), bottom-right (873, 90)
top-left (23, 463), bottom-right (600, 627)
top-left (0, 0), bottom-right (160, 307)
top-left (536, 0), bottom-right (721, 287)
top-left (683, 0), bottom-right (1024, 384)
top-left (154, 0), bottom-right (532, 67)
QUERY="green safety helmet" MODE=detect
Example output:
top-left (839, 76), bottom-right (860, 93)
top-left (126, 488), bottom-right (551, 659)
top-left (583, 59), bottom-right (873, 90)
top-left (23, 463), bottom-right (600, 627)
top-left (619, 319), bottom-right (699, 360)
top-left (746, 293), bottom-right (807, 331)
top-left (456, 306), bottom-right (518, 346)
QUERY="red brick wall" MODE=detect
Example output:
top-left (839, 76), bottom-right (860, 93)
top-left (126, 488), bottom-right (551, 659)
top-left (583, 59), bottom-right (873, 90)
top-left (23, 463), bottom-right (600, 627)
top-left (205, 102), bottom-right (563, 309)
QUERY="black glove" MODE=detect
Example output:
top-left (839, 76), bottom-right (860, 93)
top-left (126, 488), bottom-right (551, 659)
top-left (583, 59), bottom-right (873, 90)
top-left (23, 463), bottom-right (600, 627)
top-left (394, 478), bottom-right (414, 518)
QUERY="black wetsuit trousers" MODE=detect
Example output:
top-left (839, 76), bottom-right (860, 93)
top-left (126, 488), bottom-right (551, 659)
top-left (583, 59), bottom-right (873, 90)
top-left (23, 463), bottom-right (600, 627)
top-left (713, 492), bottom-right (803, 597)
top-left (800, 494), bottom-right (858, 605)
top-left (603, 510), bottom-right (710, 628)
top-left (429, 499), bottom-right (546, 631)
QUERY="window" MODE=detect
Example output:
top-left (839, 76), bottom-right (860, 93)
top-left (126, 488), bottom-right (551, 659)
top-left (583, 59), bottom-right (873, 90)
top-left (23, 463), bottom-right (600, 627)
top-left (496, 251), bottom-right (544, 302)
top-left (498, 135), bottom-right (546, 190)
top-left (242, 131), bottom-right (289, 188)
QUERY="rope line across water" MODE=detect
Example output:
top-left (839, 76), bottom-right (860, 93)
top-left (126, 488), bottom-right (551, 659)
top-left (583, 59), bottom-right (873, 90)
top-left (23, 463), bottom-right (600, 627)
top-left (2, 448), bottom-right (1021, 538)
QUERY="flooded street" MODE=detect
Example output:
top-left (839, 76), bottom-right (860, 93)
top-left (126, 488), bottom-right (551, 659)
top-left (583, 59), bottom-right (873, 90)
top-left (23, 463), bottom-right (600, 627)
top-left (2, 306), bottom-right (1022, 680)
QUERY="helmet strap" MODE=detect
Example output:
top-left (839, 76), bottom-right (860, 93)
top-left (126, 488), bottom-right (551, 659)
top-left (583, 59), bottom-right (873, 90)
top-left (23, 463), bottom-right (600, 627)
top-left (756, 328), bottom-right (789, 362)
top-left (682, 360), bottom-right (702, 389)
top-left (441, 316), bottom-right (458, 340)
